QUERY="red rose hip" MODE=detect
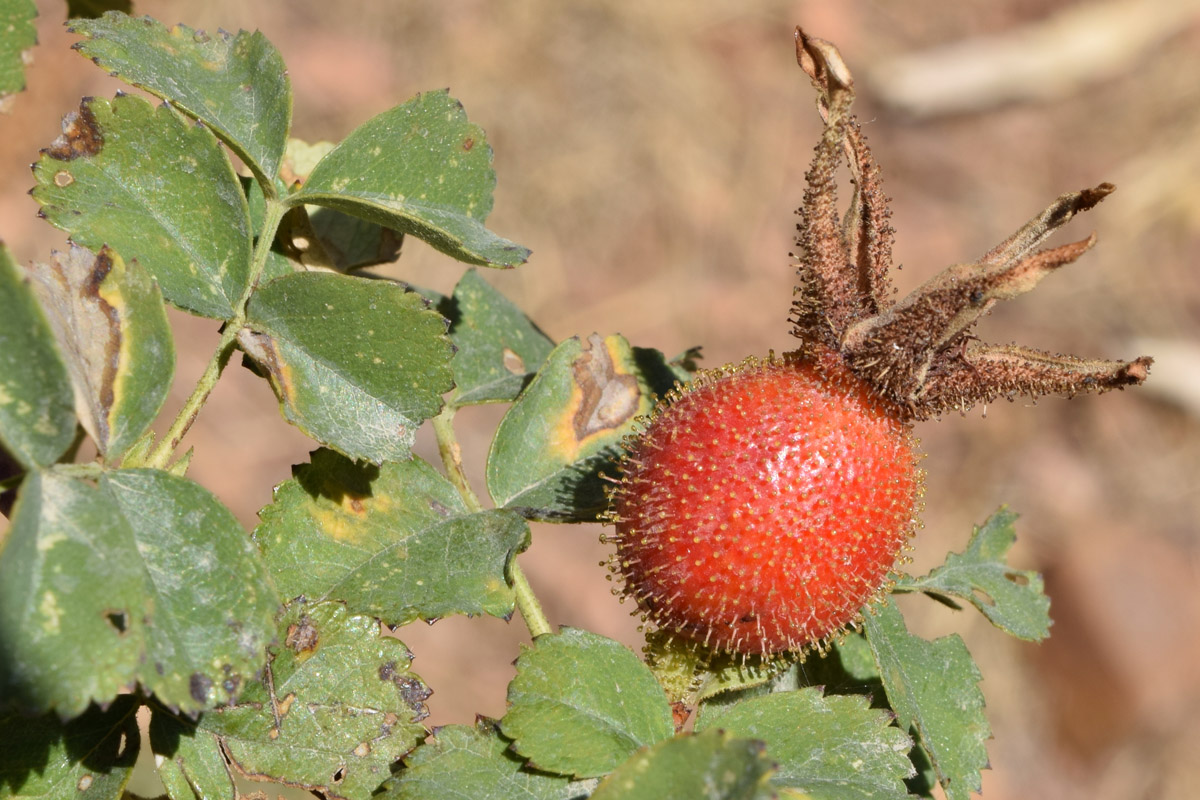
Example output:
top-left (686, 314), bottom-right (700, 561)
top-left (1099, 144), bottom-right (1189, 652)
top-left (608, 351), bottom-right (922, 655)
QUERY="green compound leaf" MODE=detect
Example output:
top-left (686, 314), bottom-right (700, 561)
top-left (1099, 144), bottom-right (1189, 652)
top-left (0, 243), bottom-right (77, 469)
top-left (254, 448), bottom-right (530, 626)
top-left (893, 508), bottom-right (1051, 641)
top-left (590, 728), bottom-right (777, 800)
top-left (381, 720), bottom-right (575, 800)
top-left (288, 90), bottom-right (530, 268)
top-left (501, 628), bottom-right (674, 778)
top-left (32, 94), bottom-right (253, 319)
top-left (863, 598), bottom-right (989, 800)
top-left (0, 695), bottom-right (140, 799)
top-left (151, 601), bottom-right (430, 800)
top-left (69, 12), bottom-right (291, 185)
top-left (442, 269), bottom-right (555, 406)
top-left (0, 468), bottom-right (278, 716)
top-left (696, 688), bottom-right (914, 800)
top-left (486, 333), bottom-right (664, 521)
top-left (0, 0), bottom-right (36, 113)
top-left (239, 272), bottom-right (454, 464)
top-left (28, 245), bottom-right (174, 462)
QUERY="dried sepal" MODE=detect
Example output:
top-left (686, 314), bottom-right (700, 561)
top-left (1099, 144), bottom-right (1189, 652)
top-left (788, 28), bottom-right (1150, 419)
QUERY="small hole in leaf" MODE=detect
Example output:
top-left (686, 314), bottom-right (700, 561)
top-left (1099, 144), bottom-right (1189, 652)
top-left (105, 610), bottom-right (129, 634)
top-left (54, 170), bottom-right (74, 187)
top-left (116, 732), bottom-right (128, 757)
top-left (1006, 572), bottom-right (1030, 586)
top-left (972, 588), bottom-right (996, 607)
top-left (332, 767), bottom-right (346, 783)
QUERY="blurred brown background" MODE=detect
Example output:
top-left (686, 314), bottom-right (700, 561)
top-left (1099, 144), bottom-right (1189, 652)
top-left (3, 0), bottom-right (1199, 798)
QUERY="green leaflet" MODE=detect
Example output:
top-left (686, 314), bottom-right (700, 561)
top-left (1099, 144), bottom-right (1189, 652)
top-left (28, 245), bottom-right (174, 462)
top-left (0, 242), bottom-right (77, 469)
top-left (239, 272), bottom-right (454, 464)
top-left (0, 0), bottom-right (36, 112)
top-left (589, 729), bottom-right (776, 800)
top-left (0, 468), bottom-right (278, 716)
top-left (501, 628), bottom-right (675, 778)
top-left (696, 688), bottom-right (914, 800)
top-left (442, 269), bottom-right (555, 407)
top-left (288, 90), bottom-right (529, 268)
top-left (254, 449), bottom-right (529, 626)
top-left (863, 598), bottom-right (990, 800)
top-left (894, 508), bottom-right (1051, 641)
top-left (69, 12), bottom-right (291, 185)
top-left (151, 601), bottom-right (430, 800)
top-left (32, 94), bottom-right (253, 319)
top-left (0, 696), bottom-right (140, 799)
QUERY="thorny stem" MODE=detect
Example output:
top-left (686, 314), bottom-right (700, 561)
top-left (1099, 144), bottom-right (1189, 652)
top-left (145, 200), bottom-right (288, 470)
top-left (432, 405), bottom-right (552, 640)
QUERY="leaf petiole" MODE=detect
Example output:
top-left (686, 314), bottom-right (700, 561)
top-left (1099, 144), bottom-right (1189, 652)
top-left (432, 404), bottom-right (552, 639)
top-left (145, 200), bottom-right (288, 470)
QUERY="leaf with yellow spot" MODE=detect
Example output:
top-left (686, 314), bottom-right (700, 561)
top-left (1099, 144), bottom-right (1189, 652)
top-left (31, 94), bottom-right (253, 318)
top-left (69, 12), bottom-right (291, 186)
top-left (254, 448), bottom-right (530, 625)
top-left (239, 271), bottom-right (454, 465)
top-left (151, 600), bottom-right (429, 800)
top-left (0, 242), bottom-right (76, 469)
top-left (287, 90), bottom-right (529, 268)
top-left (0, 467), bottom-right (278, 716)
top-left (27, 244), bottom-right (174, 462)
top-left (486, 334), bottom-right (677, 521)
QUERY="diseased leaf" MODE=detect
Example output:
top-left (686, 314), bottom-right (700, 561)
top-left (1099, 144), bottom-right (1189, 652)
top-left (0, 468), bottom-right (278, 716)
top-left (501, 628), bottom-right (674, 778)
top-left (486, 334), bottom-right (663, 521)
top-left (32, 94), bottom-right (253, 319)
top-left (380, 720), bottom-right (575, 800)
top-left (442, 269), bottom-right (555, 406)
top-left (0, 0), bottom-right (36, 113)
top-left (254, 449), bottom-right (529, 625)
top-left (239, 272), bottom-right (454, 464)
top-left (590, 729), bottom-right (776, 800)
top-left (0, 696), bottom-right (140, 798)
top-left (152, 601), bottom-right (430, 800)
top-left (0, 242), bottom-right (77, 469)
top-left (696, 688), bottom-right (914, 800)
top-left (863, 598), bottom-right (989, 800)
top-left (894, 508), bottom-right (1051, 641)
top-left (288, 90), bottom-right (529, 268)
top-left (28, 245), bottom-right (174, 461)
top-left (69, 12), bottom-right (291, 185)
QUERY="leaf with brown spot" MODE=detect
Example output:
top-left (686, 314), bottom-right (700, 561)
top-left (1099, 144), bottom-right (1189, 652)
top-left (150, 601), bottom-right (430, 800)
top-left (0, 468), bottom-right (278, 716)
top-left (27, 244), bottom-right (174, 461)
top-left (69, 12), bottom-right (291, 186)
top-left (254, 448), bottom-right (530, 625)
top-left (239, 271), bottom-right (454, 465)
top-left (32, 94), bottom-right (253, 319)
top-left (486, 334), bottom-right (671, 521)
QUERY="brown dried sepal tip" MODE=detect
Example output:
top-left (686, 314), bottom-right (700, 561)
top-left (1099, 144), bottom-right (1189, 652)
top-left (789, 28), bottom-right (1150, 420)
